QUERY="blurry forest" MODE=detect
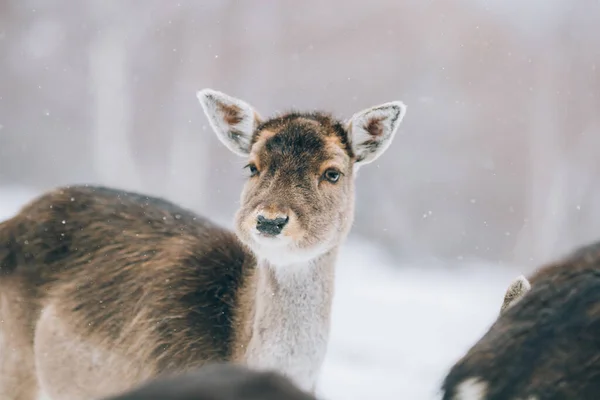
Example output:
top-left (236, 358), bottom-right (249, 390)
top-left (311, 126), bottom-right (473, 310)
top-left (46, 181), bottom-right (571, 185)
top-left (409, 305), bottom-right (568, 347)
top-left (1, 0), bottom-right (600, 268)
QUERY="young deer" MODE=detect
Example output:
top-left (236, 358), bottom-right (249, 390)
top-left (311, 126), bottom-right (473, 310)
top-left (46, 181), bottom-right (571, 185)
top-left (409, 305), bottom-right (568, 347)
top-left (441, 241), bottom-right (600, 400)
top-left (0, 89), bottom-right (407, 400)
top-left (103, 363), bottom-right (317, 400)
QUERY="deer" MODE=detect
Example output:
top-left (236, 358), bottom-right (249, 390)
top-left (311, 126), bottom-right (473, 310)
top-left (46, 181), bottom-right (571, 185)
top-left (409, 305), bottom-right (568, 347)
top-left (0, 88), bottom-right (407, 400)
top-left (103, 363), bottom-right (317, 400)
top-left (441, 241), bottom-right (600, 400)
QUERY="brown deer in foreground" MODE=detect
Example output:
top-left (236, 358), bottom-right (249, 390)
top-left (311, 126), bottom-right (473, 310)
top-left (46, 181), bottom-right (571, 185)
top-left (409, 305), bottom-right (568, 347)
top-left (104, 363), bottom-right (317, 400)
top-left (0, 89), bottom-right (407, 400)
top-left (441, 241), bottom-right (600, 400)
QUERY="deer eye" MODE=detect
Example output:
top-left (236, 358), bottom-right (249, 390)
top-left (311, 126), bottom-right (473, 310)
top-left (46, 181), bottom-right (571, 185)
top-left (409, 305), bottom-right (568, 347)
top-left (245, 163), bottom-right (259, 177)
top-left (323, 169), bottom-right (341, 183)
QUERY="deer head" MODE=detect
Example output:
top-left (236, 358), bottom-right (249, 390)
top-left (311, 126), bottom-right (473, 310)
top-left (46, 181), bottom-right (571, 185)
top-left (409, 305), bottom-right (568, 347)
top-left (197, 89), bottom-right (407, 267)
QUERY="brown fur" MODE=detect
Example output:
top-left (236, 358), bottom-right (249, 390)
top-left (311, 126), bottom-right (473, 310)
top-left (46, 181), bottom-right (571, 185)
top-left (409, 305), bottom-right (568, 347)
top-left (365, 116), bottom-right (385, 137)
top-left (441, 241), bottom-right (600, 400)
top-left (0, 186), bottom-right (254, 399)
top-left (216, 101), bottom-right (244, 126)
top-left (103, 363), bottom-right (317, 400)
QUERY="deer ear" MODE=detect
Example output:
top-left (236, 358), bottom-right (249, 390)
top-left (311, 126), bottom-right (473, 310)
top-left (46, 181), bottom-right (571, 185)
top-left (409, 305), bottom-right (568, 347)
top-left (197, 89), bottom-right (262, 157)
top-left (500, 275), bottom-right (531, 314)
top-left (346, 101), bottom-right (407, 167)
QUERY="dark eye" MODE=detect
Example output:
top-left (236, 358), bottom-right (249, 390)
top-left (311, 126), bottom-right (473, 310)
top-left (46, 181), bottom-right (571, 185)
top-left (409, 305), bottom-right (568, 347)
top-left (245, 163), bottom-right (259, 177)
top-left (323, 169), bottom-right (341, 183)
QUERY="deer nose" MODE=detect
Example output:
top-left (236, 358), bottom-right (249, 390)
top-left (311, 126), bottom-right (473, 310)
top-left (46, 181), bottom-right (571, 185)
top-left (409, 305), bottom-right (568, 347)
top-left (256, 214), bottom-right (289, 236)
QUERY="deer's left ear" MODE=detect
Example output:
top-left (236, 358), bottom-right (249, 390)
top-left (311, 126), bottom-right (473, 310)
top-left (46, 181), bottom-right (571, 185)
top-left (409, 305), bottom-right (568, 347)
top-left (346, 101), bottom-right (407, 167)
top-left (197, 89), bottom-right (262, 157)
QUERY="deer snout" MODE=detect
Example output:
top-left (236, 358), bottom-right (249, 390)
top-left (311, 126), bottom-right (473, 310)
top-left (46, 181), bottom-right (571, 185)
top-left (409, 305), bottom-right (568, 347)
top-left (256, 213), bottom-right (289, 236)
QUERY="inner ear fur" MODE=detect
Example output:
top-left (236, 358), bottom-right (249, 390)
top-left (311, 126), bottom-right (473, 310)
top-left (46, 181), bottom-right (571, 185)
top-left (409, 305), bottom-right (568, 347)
top-left (346, 101), bottom-right (407, 166)
top-left (197, 88), bottom-right (262, 156)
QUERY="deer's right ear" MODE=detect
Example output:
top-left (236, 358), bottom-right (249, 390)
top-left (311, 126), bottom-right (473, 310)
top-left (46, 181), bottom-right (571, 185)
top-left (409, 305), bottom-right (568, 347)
top-left (500, 275), bottom-right (531, 314)
top-left (196, 89), bottom-right (262, 157)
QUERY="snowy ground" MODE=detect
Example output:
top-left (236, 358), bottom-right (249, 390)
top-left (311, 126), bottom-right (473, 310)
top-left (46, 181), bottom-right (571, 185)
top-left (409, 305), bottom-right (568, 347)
top-left (0, 186), bottom-right (524, 400)
top-left (320, 244), bottom-right (523, 400)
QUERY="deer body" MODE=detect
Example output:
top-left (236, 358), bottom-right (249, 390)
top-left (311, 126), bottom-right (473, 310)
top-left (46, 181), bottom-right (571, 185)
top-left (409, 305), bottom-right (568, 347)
top-left (441, 241), bottom-right (600, 400)
top-left (0, 89), bottom-right (407, 400)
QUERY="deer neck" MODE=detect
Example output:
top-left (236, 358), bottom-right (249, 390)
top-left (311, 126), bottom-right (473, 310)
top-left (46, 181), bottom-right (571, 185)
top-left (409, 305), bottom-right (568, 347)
top-left (244, 248), bottom-right (337, 393)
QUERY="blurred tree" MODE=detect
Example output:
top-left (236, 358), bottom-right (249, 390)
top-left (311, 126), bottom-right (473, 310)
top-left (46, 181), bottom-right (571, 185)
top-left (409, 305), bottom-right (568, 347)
top-left (1, 0), bottom-right (600, 266)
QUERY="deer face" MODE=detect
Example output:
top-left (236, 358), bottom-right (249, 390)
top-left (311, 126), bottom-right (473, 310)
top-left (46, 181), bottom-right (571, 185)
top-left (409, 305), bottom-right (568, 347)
top-left (197, 89), bottom-right (406, 266)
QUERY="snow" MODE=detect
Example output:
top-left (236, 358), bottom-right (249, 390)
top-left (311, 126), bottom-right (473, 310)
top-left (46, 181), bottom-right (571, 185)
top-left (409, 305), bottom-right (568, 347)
top-left (319, 244), bottom-right (522, 399)
top-left (0, 187), bottom-right (524, 400)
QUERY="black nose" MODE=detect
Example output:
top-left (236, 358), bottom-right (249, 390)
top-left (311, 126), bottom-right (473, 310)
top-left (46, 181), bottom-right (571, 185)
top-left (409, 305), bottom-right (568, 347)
top-left (256, 215), bottom-right (289, 236)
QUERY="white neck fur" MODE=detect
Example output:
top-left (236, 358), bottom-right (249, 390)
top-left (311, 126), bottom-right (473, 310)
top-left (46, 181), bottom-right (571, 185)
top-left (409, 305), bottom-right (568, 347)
top-left (244, 251), bottom-right (336, 393)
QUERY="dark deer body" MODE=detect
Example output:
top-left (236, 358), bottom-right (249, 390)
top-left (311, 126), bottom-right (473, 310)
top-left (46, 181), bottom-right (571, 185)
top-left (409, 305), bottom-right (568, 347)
top-left (104, 363), bottom-right (317, 400)
top-left (0, 89), bottom-right (407, 400)
top-left (441, 241), bottom-right (600, 400)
